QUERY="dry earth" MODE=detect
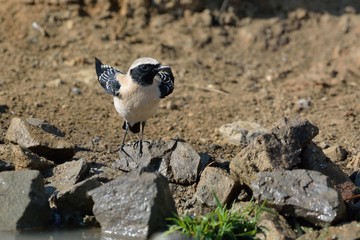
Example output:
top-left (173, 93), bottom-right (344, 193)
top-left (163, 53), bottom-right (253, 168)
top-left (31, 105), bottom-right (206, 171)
top-left (0, 1), bottom-right (359, 175)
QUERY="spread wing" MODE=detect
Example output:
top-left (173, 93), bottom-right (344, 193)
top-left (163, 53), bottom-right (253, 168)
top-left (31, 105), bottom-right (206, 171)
top-left (158, 69), bottom-right (175, 99)
top-left (95, 57), bottom-right (122, 96)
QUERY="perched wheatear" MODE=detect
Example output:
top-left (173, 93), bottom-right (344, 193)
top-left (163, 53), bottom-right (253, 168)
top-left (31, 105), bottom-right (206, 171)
top-left (95, 57), bottom-right (175, 155)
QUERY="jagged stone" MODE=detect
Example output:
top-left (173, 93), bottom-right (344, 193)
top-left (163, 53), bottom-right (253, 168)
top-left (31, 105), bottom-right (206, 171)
top-left (251, 170), bottom-right (346, 226)
top-left (297, 221), bottom-right (360, 240)
top-left (194, 166), bottom-right (239, 207)
top-left (90, 171), bottom-right (177, 240)
top-left (219, 120), bottom-right (268, 146)
top-left (5, 117), bottom-right (74, 163)
top-left (323, 145), bottom-right (348, 162)
top-left (54, 178), bottom-right (102, 215)
top-left (230, 117), bottom-right (319, 185)
top-left (44, 159), bottom-right (89, 193)
top-left (255, 211), bottom-right (297, 240)
top-left (116, 140), bottom-right (205, 185)
top-left (300, 142), bottom-right (356, 200)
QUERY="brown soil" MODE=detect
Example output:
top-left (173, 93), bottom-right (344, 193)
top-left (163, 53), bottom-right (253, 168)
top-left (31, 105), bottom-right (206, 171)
top-left (0, 1), bottom-right (359, 172)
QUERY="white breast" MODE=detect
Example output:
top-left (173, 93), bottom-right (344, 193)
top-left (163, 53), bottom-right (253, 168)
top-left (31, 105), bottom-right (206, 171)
top-left (113, 82), bottom-right (160, 125)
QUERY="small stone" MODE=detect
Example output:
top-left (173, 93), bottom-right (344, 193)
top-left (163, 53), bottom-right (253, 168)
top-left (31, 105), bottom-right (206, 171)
top-left (0, 170), bottom-right (50, 230)
top-left (219, 120), bottom-right (268, 146)
top-left (90, 171), bottom-right (177, 240)
top-left (71, 87), bottom-right (82, 95)
top-left (297, 98), bottom-right (311, 110)
top-left (323, 145), bottom-right (348, 162)
top-left (255, 211), bottom-right (297, 240)
top-left (194, 166), bottom-right (239, 207)
top-left (45, 159), bottom-right (89, 193)
top-left (46, 78), bottom-right (64, 88)
top-left (297, 221), bottom-right (360, 240)
top-left (251, 170), bottom-right (346, 226)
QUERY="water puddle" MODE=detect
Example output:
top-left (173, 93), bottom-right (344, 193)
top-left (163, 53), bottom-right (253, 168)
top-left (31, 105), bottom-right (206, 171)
top-left (0, 228), bottom-right (102, 240)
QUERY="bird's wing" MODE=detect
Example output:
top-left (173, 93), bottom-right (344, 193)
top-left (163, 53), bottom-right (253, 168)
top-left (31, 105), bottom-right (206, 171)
top-left (95, 57), bottom-right (123, 96)
top-left (158, 69), bottom-right (175, 99)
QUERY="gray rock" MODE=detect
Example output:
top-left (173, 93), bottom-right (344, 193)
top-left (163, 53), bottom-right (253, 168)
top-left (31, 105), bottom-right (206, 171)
top-left (297, 221), bottom-right (360, 240)
top-left (255, 211), bottom-right (297, 240)
top-left (219, 120), bottom-right (268, 146)
top-left (300, 142), bottom-right (355, 200)
top-left (251, 170), bottom-right (346, 226)
top-left (323, 145), bottom-right (348, 162)
top-left (5, 117), bottom-right (74, 163)
top-left (90, 171), bottom-right (177, 240)
top-left (0, 170), bottom-right (50, 230)
top-left (45, 159), bottom-right (89, 193)
top-left (53, 178), bottom-right (102, 215)
top-left (116, 140), bottom-right (203, 185)
top-left (230, 117), bottom-right (319, 185)
top-left (194, 166), bottom-right (239, 207)
top-left (271, 117), bottom-right (319, 149)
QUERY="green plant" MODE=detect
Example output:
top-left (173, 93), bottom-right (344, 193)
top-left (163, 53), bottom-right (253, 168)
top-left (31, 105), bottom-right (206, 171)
top-left (167, 195), bottom-right (265, 240)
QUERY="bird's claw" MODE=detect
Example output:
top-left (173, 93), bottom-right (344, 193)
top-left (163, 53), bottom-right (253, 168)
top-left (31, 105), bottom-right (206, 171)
top-left (133, 140), bottom-right (143, 158)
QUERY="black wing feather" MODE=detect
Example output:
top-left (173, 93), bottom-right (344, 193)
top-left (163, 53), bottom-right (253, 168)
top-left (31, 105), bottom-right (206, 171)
top-left (95, 57), bottom-right (122, 96)
top-left (158, 70), bottom-right (175, 99)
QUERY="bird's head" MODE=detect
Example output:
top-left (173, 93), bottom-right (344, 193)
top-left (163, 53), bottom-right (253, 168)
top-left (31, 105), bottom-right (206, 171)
top-left (128, 57), bottom-right (170, 86)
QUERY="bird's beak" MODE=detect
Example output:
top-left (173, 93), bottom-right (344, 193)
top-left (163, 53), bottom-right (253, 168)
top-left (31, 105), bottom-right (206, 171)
top-left (154, 65), bottom-right (170, 72)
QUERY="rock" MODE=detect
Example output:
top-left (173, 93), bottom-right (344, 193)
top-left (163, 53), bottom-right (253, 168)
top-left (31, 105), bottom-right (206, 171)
top-left (297, 221), bottom-right (360, 240)
top-left (194, 166), bottom-right (239, 207)
top-left (0, 170), bottom-right (50, 230)
top-left (11, 144), bottom-right (54, 170)
top-left (300, 142), bottom-right (356, 200)
top-left (323, 145), bottom-right (348, 162)
top-left (0, 143), bottom-right (53, 170)
top-left (53, 178), bottom-right (102, 215)
top-left (255, 211), bottom-right (297, 240)
top-left (45, 78), bottom-right (64, 88)
top-left (5, 117), bottom-right (74, 163)
top-left (271, 117), bottom-right (319, 148)
top-left (44, 159), bottom-right (89, 193)
top-left (251, 170), bottom-right (346, 226)
top-left (117, 140), bottom-right (203, 185)
top-left (90, 171), bottom-right (177, 240)
top-left (219, 120), bottom-right (268, 146)
top-left (230, 117), bottom-right (319, 185)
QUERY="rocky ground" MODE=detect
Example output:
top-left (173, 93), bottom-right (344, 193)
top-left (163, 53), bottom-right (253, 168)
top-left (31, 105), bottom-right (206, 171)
top-left (1, 0), bottom-right (360, 239)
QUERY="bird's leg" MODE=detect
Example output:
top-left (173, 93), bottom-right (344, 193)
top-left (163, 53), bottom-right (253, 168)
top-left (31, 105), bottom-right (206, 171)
top-left (121, 121), bottom-right (129, 150)
top-left (138, 121), bottom-right (146, 157)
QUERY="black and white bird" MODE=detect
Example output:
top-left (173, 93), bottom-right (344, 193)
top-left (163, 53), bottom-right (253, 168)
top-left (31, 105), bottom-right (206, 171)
top-left (95, 57), bottom-right (175, 155)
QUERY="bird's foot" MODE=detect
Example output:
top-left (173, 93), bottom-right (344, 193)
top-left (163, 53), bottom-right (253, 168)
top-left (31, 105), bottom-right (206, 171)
top-left (133, 140), bottom-right (144, 158)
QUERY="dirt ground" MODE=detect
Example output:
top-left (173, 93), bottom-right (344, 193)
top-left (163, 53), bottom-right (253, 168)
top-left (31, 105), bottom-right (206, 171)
top-left (0, 1), bottom-right (359, 173)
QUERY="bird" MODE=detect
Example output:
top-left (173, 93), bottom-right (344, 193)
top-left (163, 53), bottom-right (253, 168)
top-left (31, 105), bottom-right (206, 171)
top-left (95, 57), bottom-right (175, 156)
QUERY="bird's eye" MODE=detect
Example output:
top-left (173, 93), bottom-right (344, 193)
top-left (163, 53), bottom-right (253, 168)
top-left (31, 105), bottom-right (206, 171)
top-left (140, 65), bottom-right (149, 71)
